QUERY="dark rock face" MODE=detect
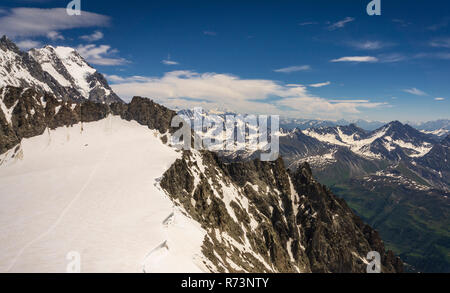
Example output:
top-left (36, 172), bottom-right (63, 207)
top-left (110, 97), bottom-right (177, 134)
top-left (0, 86), bottom-right (403, 273)
top-left (0, 86), bottom-right (82, 154)
top-left (160, 151), bottom-right (403, 273)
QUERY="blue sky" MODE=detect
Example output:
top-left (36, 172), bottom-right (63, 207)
top-left (0, 0), bottom-right (449, 122)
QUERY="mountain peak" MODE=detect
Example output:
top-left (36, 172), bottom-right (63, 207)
top-left (388, 120), bottom-right (404, 127)
top-left (1, 38), bottom-right (122, 103)
top-left (0, 35), bottom-right (20, 53)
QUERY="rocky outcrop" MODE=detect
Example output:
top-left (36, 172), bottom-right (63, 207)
top-left (160, 150), bottom-right (403, 273)
top-left (0, 87), bottom-right (175, 154)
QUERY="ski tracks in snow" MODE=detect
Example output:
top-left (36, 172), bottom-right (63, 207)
top-left (5, 132), bottom-right (112, 272)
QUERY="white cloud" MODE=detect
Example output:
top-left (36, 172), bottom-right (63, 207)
top-left (105, 75), bottom-right (149, 83)
top-left (328, 99), bottom-right (370, 103)
top-left (403, 88), bottom-right (427, 96)
top-left (378, 53), bottom-right (406, 63)
top-left (331, 56), bottom-right (378, 63)
top-left (80, 31), bottom-right (104, 42)
top-left (328, 17), bottom-right (354, 30)
top-left (435, 97), bottom-right (445, 101)
top-left (430, 38), bottom-right (450, 48)
top-left (16, 39), bottom-right (41, 50)
top-left (162, 60), bottom-right (179, 65)
top-left (46, 31), bottom-right (64, 40)
top-left (0, 8), bottom-right (109, 38)
top-left (309, 81), bottom-right (330, 88)
top-left (109, 70), bottom-right (386, 119)
top-left (76, 44), bottom-right (128, 66)
top-left (274, 65), bottom-right (311, 73)
top-left (350, 41), bottom-right (389, 50)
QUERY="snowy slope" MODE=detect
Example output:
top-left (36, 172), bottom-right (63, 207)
top-left (420, 128), bottom-right (450, 138)
top-left (302, 126), bottom-right (384, 159)
top-left (0, 116), bottom-right (207, 273)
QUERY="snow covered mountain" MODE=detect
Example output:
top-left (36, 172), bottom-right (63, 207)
top-left (0, 86), bottom-right (403, 273)
top-left (0, 36), bottom-right (121, 103)
top-left (274, 121), bottom-right (450, 273)
top-left (280, 117), bottom-right (386, 131)
top-left (300, 121), bottom-right (435, 161)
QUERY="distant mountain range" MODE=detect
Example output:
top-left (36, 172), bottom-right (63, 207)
top-left (178, 108), bottom-right (449, 272)
top-left (280, 117), bottom-right (450, 138)
top-left (272, 122), bottom-right (450, 272)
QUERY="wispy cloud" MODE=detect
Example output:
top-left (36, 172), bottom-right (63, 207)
top-left (349, 40), bottom-right (391, 50)
top-left (162, 60), bottom-right (179, 65)
top-left (161, 54), bottom-right (179, 65)
top-left (299, 21), bottom-right (318, 26)
top-left (377, 53), bottom-right (406, 63)
top-left (435, 97), bottom-right (445, 101)
top-left (430, 38), bottom-right (450, 48)
top-left (0, 8), bottom-right (109, 38)
top-left (427, 18), bottom-right (449, 31)
top-left (328, 17), bottom-right (354, 30)
top-left (328, 99), bottom-right (371, 103)
top-left (309, 81), bottom-right (330, 88)
top-left (274, 65), bottom-right (310, 73)
top-left (109, 70), bottom-right (387, 119)
top-left (80, 31), bottom-right (104, 42)
top-left (203, 31), bottom-right (217, 36)
top-left (403, 88), bottom-right (427, 96)
top-left (16, 39), bottom-right (41, 50)
top-left (414, 52), bottom-right (450, 60)
top-left (392, 19), bottom-right (411, 27)
top-left (331, 56), bottom-right (378, 63)
top-left (76, 44), bottom-right (128, 66)
top-left (105, 75), bottom-right (149, 83)
top-left (46, 31), bottom-right (64, 40)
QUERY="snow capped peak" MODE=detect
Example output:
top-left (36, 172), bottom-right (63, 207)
top-left (301, 121), bottom-right (435, 160)
top-left (1, 37), bottom-right (122, 104)
top-left (30, 45), bottom-right (97, 97)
